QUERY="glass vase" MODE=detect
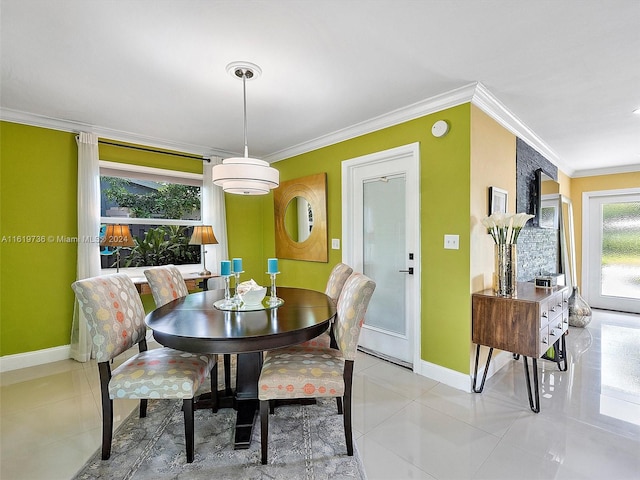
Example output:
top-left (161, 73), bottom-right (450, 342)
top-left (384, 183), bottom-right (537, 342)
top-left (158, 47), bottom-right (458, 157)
top-left (568, 286), bottom-right (592, 327)
top-left (493, 244), bottom-right (517, 296)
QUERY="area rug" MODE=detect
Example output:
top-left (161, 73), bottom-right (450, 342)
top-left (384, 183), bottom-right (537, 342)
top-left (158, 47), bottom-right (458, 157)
top-left (72, 397), bottom-right (366, 480)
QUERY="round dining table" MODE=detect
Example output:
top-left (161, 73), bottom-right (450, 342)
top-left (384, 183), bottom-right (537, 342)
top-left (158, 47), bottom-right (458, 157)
top-left (144, 287), bottom-right (336, 449)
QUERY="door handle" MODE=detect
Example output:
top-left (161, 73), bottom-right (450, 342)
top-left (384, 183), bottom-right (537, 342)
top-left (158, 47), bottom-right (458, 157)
top-left (399, 267), bottom-right (414, 275)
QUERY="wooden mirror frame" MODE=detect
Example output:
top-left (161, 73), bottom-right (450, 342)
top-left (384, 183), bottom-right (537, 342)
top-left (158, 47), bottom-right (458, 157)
top-left (274, 173), bottom-right (328, 262)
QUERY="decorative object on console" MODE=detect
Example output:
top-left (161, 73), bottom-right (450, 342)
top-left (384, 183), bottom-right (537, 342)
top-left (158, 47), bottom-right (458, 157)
top-left (100, 224), bottom-right (135, 272)
top-left (482, 212), bottom-right (534, 296)
top-left (568, 286), bottom-right (592, 327)
top-left (211, 62), bottom-right (279, 195)
top-left (188, 225), bottom-right (218, 275)
top-left (535, 273), bottom-right (565, 288)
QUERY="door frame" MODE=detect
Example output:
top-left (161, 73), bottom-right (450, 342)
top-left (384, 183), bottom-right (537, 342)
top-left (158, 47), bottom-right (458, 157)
top-left (342, 142), bottom-right (421, 371)
top-left (582, 187), bottom-right (640, 308)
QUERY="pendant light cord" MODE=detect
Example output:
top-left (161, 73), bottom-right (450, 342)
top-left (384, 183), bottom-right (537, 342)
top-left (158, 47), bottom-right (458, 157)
top-left (242, 71), bottom-right (249, 158)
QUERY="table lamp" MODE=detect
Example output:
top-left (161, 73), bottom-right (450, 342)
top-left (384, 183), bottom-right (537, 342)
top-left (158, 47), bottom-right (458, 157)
top-left (100, 224), bottom-right (135, 272)
top-left (189, 225), bottom-right (218, 275)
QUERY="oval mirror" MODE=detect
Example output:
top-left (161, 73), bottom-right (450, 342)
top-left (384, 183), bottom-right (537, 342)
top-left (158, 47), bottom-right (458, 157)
top-left (284, 196), bottom-right (313, 242)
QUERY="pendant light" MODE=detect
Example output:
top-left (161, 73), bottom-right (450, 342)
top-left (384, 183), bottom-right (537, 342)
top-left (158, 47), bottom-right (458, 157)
top-left (212, 62), bottom-right (279, 195)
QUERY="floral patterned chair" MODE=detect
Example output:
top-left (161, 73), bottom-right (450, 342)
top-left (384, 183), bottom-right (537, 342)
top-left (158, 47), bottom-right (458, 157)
top-left (258, 272), bottom-right (376, 464)
top-left (300, 262), bottom-right (353, 349)
top-left (143, 264), bottom-right (189, 307)
top-left (144, 264), bottom-right (232, 395)
top-left (71, 273), bottom-right (217, 463)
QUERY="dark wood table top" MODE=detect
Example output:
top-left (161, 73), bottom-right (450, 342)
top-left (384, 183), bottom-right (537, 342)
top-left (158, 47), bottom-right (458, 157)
top-left (145, 287), bottom-right (336, 355)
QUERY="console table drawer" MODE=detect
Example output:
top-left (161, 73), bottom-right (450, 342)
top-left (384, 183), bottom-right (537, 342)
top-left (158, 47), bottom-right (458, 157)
top-left (539, 325), bottom-right (550, 357)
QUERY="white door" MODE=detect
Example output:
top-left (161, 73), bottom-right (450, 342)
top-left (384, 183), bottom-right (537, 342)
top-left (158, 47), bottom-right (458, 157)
top-left (584, 189), bottom-right (640, 313)
top-left (342, 143), bottom-right (420, 368)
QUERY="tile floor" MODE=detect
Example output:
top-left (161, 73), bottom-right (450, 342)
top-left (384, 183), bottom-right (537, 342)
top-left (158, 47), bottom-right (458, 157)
top-left (1, 309), bottom-right (639, 479)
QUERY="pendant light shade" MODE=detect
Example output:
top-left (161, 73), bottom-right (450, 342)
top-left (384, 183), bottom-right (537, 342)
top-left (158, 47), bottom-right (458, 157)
top-left (212, 62), bottom-right (279, 195)
top-left (213, 157), bottom-right (279, 195)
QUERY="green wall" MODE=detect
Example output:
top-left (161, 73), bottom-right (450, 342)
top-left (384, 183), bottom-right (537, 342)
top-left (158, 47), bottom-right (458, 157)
top-left (1, 123), bottom-right (78, 355)
top-left (226, 104), bottom-right (472, 374)
top-left (2, 104), bottom-right (473, 375)
top-left (0, 122), bottom-right (202, 356)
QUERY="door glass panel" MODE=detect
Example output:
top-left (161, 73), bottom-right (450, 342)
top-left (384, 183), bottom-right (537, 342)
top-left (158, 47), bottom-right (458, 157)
top-left (363, 176), bottom-right (406, 334)
top-left (601, 201), bottom-right (640, 300)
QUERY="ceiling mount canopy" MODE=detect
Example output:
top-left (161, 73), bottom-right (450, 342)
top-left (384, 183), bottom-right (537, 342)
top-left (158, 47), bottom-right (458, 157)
top-left (212, 62), bottom-right (279, 195)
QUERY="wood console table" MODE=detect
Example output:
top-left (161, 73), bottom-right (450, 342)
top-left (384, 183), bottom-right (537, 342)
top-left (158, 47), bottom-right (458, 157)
top-left (132, 272), bottom-right (218, 295)
top-left (472, 282), bottom-right (569, 412)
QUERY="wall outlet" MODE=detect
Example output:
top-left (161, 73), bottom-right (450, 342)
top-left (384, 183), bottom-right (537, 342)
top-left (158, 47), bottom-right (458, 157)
top-left (444, 234), bottom-right (459, 250)
top-left (331, 238), bottom-right (340, 249)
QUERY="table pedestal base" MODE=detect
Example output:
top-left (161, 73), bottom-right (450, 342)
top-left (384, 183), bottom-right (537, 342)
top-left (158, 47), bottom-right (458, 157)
top-left (193, 351), bottom-right (263, 449)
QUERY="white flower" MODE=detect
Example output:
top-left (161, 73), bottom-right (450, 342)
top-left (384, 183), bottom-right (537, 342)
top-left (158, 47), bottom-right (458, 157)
top-left (512, 213), bottom-right (534, 229)
top-left (481, 212), bottom-right (534, 244)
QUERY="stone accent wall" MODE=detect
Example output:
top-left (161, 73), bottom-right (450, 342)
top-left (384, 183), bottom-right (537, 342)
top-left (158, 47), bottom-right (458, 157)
top-left (515, 139), bottom-right (560, 281)
top-left (516, 138), bottom-right (557, 226)
top-left (516, 227), bottom-right (559, 282)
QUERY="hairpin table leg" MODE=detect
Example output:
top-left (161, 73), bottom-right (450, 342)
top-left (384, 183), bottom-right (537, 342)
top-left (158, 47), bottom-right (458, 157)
top-left (522, 356), bottom-right (540, 413)
top-left (472, 345), bottom-right (493, 393)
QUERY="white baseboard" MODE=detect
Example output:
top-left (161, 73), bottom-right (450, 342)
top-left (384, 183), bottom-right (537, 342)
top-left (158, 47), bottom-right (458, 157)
top-left (416, 359), bottom-right (473, 392)
top-left (0, 345), bottom-right (71, 373)
top-left (416, 350), bottom-right (512, 393)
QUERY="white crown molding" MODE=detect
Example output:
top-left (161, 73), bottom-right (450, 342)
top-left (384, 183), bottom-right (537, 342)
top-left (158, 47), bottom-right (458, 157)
top-left (263, 83), bottom-right (479, 163)
top-left (264, 82), bottom-right (576, 176)
top-left (7, 87), bottom-right (620, 179)
top-left (470, 83), bottom-right (566, 172)
top-left (0, 107), bottom-right (237, 159)
top-left (571, 162), bottom-right (640, 178)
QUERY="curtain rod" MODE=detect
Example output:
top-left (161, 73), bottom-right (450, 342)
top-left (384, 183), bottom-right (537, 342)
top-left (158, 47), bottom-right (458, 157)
top-left (98, 139), bottom-right (210, 162)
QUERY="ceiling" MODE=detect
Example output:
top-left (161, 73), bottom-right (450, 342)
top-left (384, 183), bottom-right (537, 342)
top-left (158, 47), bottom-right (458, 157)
top-left (2, 0), bottom-right (639, 176)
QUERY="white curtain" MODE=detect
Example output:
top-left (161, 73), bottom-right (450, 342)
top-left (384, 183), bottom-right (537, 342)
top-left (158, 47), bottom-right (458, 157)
top-left (202, 157), bottom-right (228, 286)
top-left (70, 132), bottom-right (102, 362)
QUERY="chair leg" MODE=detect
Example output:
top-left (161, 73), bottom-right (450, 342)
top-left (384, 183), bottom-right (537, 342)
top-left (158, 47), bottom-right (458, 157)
top-left (101, 397), bottom-right (114, 460)
top-left (224, 354), bottom-right (232, 395)
top-left (343, 393), bottom-right (353, 456)
top-left (183, 398), bottom-right (195, 463)
top-left (336, 397), bottom-right (343, 414)
top-left (98, 362), bottom-right (113, 460)
top-left (260, 400), bottom-right (269, 465)
top-left (343, 361), bottom-right (354, 456)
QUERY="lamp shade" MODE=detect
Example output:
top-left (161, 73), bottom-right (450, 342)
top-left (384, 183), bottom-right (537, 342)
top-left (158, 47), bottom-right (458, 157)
top-left (100, 224), bottom-right (135, 247)
top-left (189, 225), bottom-right (218, 245)
top-left (212, 157), bottom-right (279, 195)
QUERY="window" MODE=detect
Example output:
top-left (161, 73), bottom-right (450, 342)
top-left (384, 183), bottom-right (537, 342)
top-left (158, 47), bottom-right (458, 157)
top-left (99, 161), bottom-right (203, 271)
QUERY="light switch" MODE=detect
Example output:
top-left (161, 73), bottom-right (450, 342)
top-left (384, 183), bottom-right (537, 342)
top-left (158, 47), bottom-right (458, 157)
top-left (331, 238), bottom-right (340, 250)
top-left (444, 234), bottom-right (459, 250)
